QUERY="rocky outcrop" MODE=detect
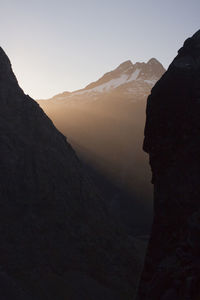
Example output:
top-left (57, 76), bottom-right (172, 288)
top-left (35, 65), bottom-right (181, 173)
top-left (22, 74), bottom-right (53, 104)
top-left (137, 30), bottom-right (200, 299)
top-left (0, 47), bottom-right (141, 299)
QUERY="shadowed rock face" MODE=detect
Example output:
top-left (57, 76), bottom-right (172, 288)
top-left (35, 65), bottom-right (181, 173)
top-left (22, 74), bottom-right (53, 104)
top-left (137, 30), bottom-right (200, 299)
top-left (0, 47), bottom-right (141, 299)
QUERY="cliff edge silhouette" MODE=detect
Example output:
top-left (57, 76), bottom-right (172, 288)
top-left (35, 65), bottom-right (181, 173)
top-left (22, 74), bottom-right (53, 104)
top-left (0, 47), bottom-right (141, 299)
top-left (137, 30), bottom-right (200, 300)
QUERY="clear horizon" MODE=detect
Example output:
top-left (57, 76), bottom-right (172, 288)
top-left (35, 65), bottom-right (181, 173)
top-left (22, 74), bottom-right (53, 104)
top-left (1, 0), bottom-right (200, 99)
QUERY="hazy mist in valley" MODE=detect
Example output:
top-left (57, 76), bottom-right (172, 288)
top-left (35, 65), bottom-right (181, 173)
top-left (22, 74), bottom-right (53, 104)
top-left (39, 94), bottom-right (153, 233)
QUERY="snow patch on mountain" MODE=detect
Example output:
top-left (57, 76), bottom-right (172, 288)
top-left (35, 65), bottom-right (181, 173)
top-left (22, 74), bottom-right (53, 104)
top-left (144, 79), bottom-right (158, 85)
top-left (75, 74), bottom-right (129, 94)
top-left (127, 69), bottom-right (141, 81)
top-left (72, 69), bottom-right (141, 96)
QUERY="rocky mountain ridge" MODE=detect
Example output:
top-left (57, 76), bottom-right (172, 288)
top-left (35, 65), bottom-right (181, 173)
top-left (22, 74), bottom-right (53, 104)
top-left (42, 58), bottom-right (165, 103)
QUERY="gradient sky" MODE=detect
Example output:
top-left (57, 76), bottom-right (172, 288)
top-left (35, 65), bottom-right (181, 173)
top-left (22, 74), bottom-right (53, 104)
top-left (1, 0), bottom-right (200, 99)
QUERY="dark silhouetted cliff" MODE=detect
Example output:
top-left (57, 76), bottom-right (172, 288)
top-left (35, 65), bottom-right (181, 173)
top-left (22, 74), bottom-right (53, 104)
top-left (0, 47), bottom-right (142, 299)
top-left (137, 30), bottom-right (200, 299)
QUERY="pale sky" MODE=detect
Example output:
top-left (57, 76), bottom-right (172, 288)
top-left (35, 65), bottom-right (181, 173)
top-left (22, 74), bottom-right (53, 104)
top-left (1, 0), bottom-right (199, 99)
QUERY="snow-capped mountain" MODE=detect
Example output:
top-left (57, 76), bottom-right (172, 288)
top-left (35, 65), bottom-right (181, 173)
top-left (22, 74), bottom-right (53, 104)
top-left (45, 58), bottom-right (165, 103)
top-left (37, 58), bottom-right (165, 235)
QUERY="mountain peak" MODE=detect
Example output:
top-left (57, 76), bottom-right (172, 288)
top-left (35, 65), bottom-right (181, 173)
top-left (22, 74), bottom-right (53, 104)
top-left (192, 29), bottom-right (200, 40)
top-left (182, 29), bottom-right (200, 50)
top-left (0, 46), bottom-right (8, 59)
top-left (116, 60), bottom-right (133, 71)
top-left (147, 58), bottom-right (161, 65)
top-left (0, 47), bottom-right (11, 70)
top-left (0, 46), bottom-right (18, 86)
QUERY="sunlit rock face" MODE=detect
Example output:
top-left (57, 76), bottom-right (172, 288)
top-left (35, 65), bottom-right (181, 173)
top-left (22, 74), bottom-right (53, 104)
top-left (0, 47), bottom-right (141, 299)
top-left (137, 30), bottom-right (200, 300)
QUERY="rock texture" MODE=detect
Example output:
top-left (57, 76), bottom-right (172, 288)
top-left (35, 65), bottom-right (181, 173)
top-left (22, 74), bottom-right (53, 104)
top-left (0, 47), bottom-right (141, 299)
top-left (137, 30), bottom-right (200, 299)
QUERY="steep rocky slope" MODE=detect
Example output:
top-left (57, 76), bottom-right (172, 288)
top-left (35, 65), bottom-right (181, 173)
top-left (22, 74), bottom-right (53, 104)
top-left (137, 30), bottom-right (200, 299)
top-left (0, 47), bottom-right (142, 299)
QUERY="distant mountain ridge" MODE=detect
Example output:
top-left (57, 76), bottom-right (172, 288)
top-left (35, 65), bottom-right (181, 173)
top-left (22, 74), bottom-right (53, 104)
top-left (42, 58), bottom-right (165, 102)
